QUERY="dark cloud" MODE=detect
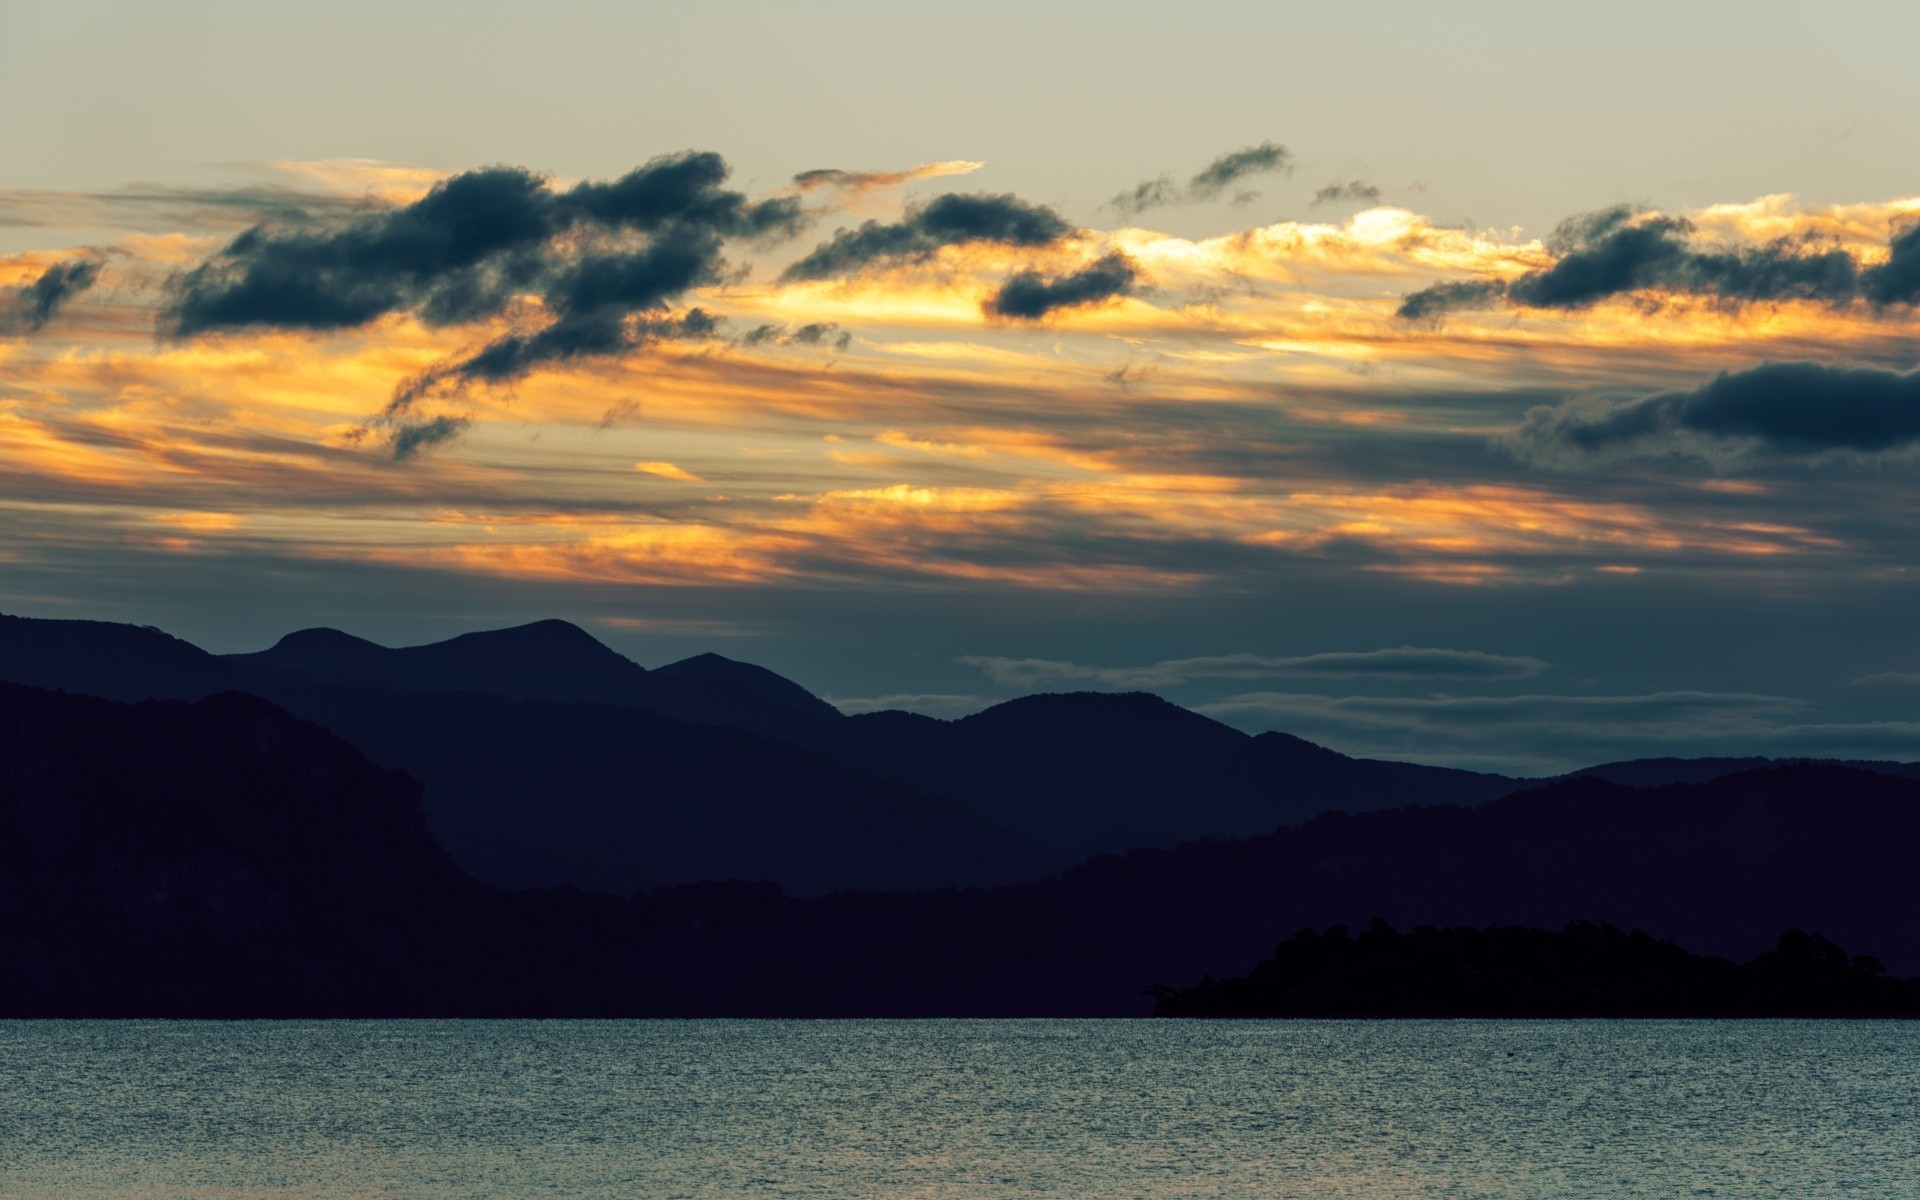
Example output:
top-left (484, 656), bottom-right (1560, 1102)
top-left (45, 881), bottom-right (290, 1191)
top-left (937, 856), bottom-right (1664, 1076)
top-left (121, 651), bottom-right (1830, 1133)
top-left (565, 153), bottom-right (802, 238)
top-left (391, 308), bottom-right (720, 413)
top-left (780, 193), bottom-right (1072, 280)
top-left (1107, 176), bottom-right (1179, 215)
top-left (1399, 204), bottom-right (1920, 319)
top-left (1310, 180), bottom-right (1382, 208)
top-left (164, 150), bottom-right (791, 346)
top-left (1864, 222), bottom-right (1920, 306)
top-left (792, 169), bottom-right (858, 191)
top-left (1188, 141), bottom-right (1293, 200)
top-left (1108, 141), bottom-right (1294, 213)
top-left (985, 252), bottom-right (1139, 320)
top-left (388, 415), bottom-right (471, 462)
top-left (742, 321), bottom-right (847, 349)
top-left (165, 166), bottom-right (561, 335)
top-left (1514, 361), bottom-right (1920, 463)
top-left (1395, 279), bottom-right (1506, 321)
top-left (3, 257), bottom-right (103, 333)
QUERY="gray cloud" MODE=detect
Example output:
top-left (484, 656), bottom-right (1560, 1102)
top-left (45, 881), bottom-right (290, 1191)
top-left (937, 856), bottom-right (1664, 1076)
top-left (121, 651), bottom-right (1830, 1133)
top-left (167, 153), bottom-right (800, 340)
top-left (962, 646), bottom-right (1548, 689)
top-left (1398, 204), bottom-right (1920, 319)
top-left (1514, 361), bottom-right (1920, 465)
top-left (1108, 141), bottom-right (1293, 213)
top-left (1851, 672), bottom-right (1920, 687)
top-left (1310, 180), bottom-right (1382, 208)
top-left (742, 321), bottom-right (849, 350)
top-left (388, 415), bottom-right (471, 462)
top-left (1198, 689), bottom-right (1829, 775)
top-left (826, 692), bottom-right (988, 717)
top-left (1189, 142), bottom-right (1294, 200)
top-left (779, 192), bottom-right (1072, 280)
top-left (2, 257), bottom-right (103, 333)
top-left (984, 252), bottom-right (1139, 320)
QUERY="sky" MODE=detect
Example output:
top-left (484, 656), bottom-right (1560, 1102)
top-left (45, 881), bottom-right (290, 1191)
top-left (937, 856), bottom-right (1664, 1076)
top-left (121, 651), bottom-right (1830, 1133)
top-left (4, 0), bottom-right (1920, 773)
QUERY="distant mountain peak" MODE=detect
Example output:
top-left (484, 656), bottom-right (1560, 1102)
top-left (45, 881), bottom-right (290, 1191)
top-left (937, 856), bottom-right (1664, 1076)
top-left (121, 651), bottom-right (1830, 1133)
top-left (665, 651), bottom-right (739, 668)
top-left (266, 627), bottom-right (386, 654)
top-left (438, 618), bottom-right (624, 656)
top-left (654, 651), bottom-right (839, 721)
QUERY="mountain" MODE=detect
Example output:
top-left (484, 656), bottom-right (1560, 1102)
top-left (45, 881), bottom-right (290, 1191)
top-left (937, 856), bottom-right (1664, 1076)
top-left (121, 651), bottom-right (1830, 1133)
top-left (1571, 755), bottom-right (1920, 788)
top-left (0, 678), bottom-right (747, 1016)
top-left (0, 679), bottom-right (475, 1014)
top-left (7, 680), bottom-right (1920, 1016)
top-left (0, 613), bottom-right (254, 701)
top-left (839, 691), bottom-right (1517, 855)
top-left (659, 761), bottom-right (1920, 1014)
top-left (229, 621), bottom-right (840, 741)
top-left (226, 618), bottom-right (1523, 853)
top-left (0, 615), bottom-right (1059, 895)
top-left (0, 613), bottom-right (1536, 889)
top-left (249, 679), bottom-right (1065, 895)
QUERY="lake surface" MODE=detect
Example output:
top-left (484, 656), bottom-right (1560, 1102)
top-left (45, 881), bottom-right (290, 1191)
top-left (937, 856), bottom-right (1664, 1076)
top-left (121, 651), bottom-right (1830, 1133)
top-left (2, 1019), bottom-right (1915, 1198)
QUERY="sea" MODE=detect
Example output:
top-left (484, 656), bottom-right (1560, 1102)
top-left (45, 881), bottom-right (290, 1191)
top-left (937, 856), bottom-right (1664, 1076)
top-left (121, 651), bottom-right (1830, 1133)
top-left (2, 1019), bottom-right (1914, 1198)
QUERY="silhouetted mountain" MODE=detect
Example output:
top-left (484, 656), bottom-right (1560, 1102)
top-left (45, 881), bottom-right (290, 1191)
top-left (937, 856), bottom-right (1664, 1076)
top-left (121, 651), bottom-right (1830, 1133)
top-left (0, 680), bottom-right (471, 1014)
top-left (0, 679), bottom-right (745, 1016)
top-left (0, 614), bottom-right (1530, 888)
top-left (2, 615), bottom-right (1058, 895)
top-left (842, 691), bottom-right (1518, 855)
top-left (1571, 754), bottom-right (1920, 787)
top-left (651, 652), bottom-right (844, 723)
top-left (0, 614), bottom-right (254, 701)
top-left (229, 619), bottom-right (1524, 854)
top-left (1149, 921), bottom-right (1920, 1017)
top-left (622, 761), bottom-right (1920, 1014)
top-left (254, 680), bottom-right (1065, 895)
top-left (230, 620), bottom-right (838, 742)
top-left (5, 679), bottom-right (1920, 1016)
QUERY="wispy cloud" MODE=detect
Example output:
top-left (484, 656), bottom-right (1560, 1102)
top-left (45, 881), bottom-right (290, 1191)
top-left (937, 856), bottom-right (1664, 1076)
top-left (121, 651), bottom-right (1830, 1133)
top-left (1109, 142), bottom-right (1294, 213)
top-left (826, 692), bottom-right (987, 717)
top-left (1310, 180), bottom-right (1382, 208)
top-left (962, 646), bottom-right (1548, 689)
top-left (1194, 689), bottom-right (1920, 775)
top-left (790, 161), bottom-right (986, 195)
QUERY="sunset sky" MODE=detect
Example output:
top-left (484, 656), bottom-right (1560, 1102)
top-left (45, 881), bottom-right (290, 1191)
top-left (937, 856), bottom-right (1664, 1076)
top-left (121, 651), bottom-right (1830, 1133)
top-left (5, 0), bottom-right (1920, 772)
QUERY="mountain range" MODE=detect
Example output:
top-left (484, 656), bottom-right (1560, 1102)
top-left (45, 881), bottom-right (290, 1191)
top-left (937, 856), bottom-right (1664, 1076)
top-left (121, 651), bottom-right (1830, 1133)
top-left (4, 611), bottom-right (1919, 1015)
top-left (0, 613), bottom-right (1528, 893)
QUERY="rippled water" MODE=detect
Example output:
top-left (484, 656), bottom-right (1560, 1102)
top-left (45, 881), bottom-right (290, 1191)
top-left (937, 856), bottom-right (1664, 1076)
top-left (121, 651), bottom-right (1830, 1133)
top-left (2, 1019), bottom-right (1916, 1198)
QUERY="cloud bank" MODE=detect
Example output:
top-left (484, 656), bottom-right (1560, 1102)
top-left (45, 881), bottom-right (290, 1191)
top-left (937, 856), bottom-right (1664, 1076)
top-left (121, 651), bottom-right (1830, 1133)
top-left (1515, 361), bottom-right (1920, 464)
top-left (1400, 204), bottom-right (1920, 318)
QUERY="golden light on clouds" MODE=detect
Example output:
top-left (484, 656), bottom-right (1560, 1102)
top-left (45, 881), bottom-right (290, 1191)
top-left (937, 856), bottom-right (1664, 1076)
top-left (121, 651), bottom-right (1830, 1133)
top-left (1, 177), bottom-right (1915, 605)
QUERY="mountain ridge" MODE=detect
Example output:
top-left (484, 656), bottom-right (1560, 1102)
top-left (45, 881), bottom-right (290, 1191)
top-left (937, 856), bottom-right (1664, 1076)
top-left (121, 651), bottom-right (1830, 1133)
top-left (5, 675), bottom-right (1920, 1015)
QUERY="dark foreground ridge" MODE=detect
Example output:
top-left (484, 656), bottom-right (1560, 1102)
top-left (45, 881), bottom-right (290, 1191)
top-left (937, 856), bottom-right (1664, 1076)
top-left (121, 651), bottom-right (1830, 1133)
top-left (1151, 922), bottom-right (1920, 1018)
